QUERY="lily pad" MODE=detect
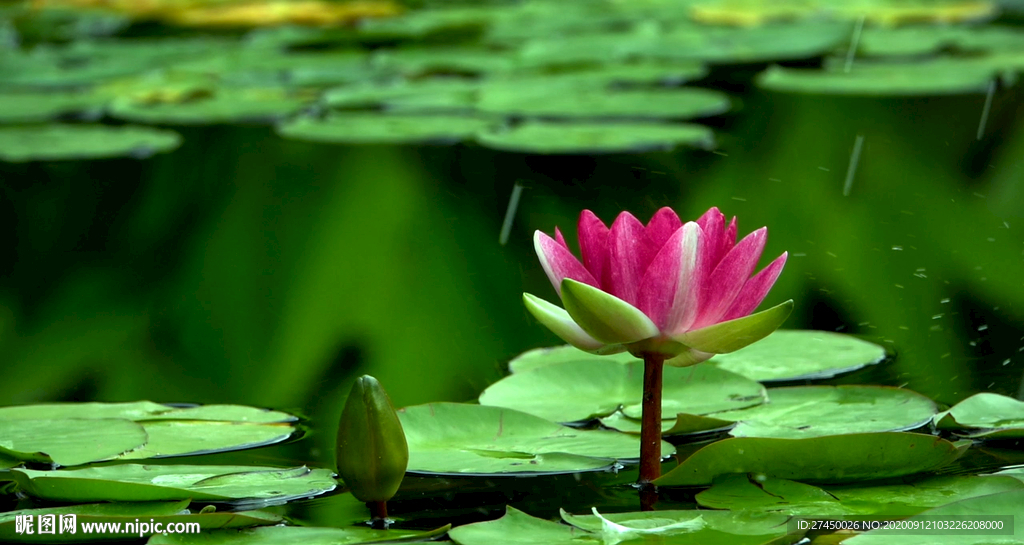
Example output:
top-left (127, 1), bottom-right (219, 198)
top-left (708, 329), bottom-right (887, 382)
top-left (10, 465), bottom-right (337, 502)
top-left (278, 113), bottom-right (494, 144)
top-left (845, 489), bottom-right (1024, 544)
top-left (475, 121), bottom-right (714, 154)
top-left (0, 501), bottom-right (281, 543)
top-left (757, 59), bottom-right (1000, 96)
top-left (0, 124), bottom-right (181, 162)
top-left (109, 88), bottom-right (310, 125)
top-left (479, 359), bottom-right (765, 424)
top-left (696, 473), bottom-right (1024, 518)
top-left (119, 421), bottom-right (295, 460)
top-left (936, 392), bottom-right (1024, 439)
top-left (476, 85), bottom-right (729, 119)
top-left (601, 411), bottom-right (736, 436)
top-left (0, 92), bottom-right (107, 123)
top-left (507, 345), bottom-right (638, 374)
top-left (0, 401), bottom-right (296, 423)
top-left (148, 524), bottom-right (452, 545)
top-left (449, 505), bottom-right (793, 545)
top-left (398, 402), bottom-right (671, 475)
top-left (656, 432), bottom-right (965, 486)
top-left (323, 78), bottom-right (480, 112)
top-left (0, 419), bottom-right (147, 467)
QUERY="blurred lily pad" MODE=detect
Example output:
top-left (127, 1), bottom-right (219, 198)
top-left (449, 505), bottom-right (793, 545)
top-left (0, 418), bottom-right (147, 467)
top-left (601, 385), bottom-right (936, 438)
top-left (109, 88), bottom-right (310, 125)
top-left (475, 121), bottom-right (714, 154)
top-left (398, 402), bottom-right (670, 475)
top-left (708, 329), bottom-right (887, 381)
top-left (858, 25), bottom-right (1024, 56)
top-left (845, 489), bottom-right (1024, 544)
top-left (10, 465), bottom-right (336, 502)
top-left (0, 91), bottom-right (106, 123)
top-left (656, 433), bottom-right (965, 486)
top-left (0, 500), bottom-right (281, 543)
top-left (935, 392), bottom-right (1024, 439)
top-left (324, 78), bottom-right (480, 111)
top-left (476, 85), bottom-right (729, 119)
top-left (695, 473), bottom-right (1024, 517)
top-left (148, 524), bottom-right (452, 545)
top-left (0, 124), bottom-right (181, 162)
top-left (479, 359), bottom-right (764, 424)
top-left (757, 58), bottom-right (1000, 96)
top-left (507, 345), bottom-right (637, 374)
top-left (0, 401), bottom-right (295, 423)
top-left (278, 113), bottom-right (494, 144)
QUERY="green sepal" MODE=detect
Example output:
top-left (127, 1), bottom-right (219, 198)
top-left (672, 300), bottom-right (794, 354)
top-left (560, 279), bottom-right (659, 345)
top-left (336, 376), bottom-right (409, 502)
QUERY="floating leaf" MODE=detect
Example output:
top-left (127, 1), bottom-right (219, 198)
top-left (936, 392), bottom-right (1024, 439)
top-left (148, 524), bottom-right (451, 545)
top-left (0, 501), bottom-right (281, 543)
top-left (449, 505), bottom-right (793, 545)
top-left (398, 402), bottom-right (669, 475)
top-left (278, 113), bottom-right (494, 144)
top-left (0, 124), bottom-right (181, 162)
top-left (476, 85), bottom-right (729, 119)
top-left (507, 345), bottom-right (638, 374)
top-left (475, 121), bottom-right (714, 154)
top-left (0, 419), bottom-right (147, 467)
top-left (858, 25), bottom-right (1024, 57)
top-left (109, 88), bottom-right (309, 125)
top-left (601, 411), bottom-right (736, 436)
top-left (845, 489), bottom-right (1024, 544)
top-left (696, 473), bottom-right (1024, 518)
top-left (118, 421), bottom-right (295, 460)
top-left (708, 329), bottom-right (887, 382)
top-left (757, 59), bottom-right (1000, 96)
top-left (656, 433), bottom-right (964, 486)
top-left (10, 465), bottom-right (337, 502)
top-left (0, 92), bottom-right (107, 123)
top-left (0, 401), bottom-right (295, 423)
top-left (480, 359), bottom-right (764, 424)
top-left (324, 79), bottom-right (480, 112)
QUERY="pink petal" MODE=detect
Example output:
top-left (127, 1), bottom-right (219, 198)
top-left (607, 211), bottom-right (646, 306)
top-left (692, 227), bottom-right (768, 329)
top-left (534, 231), bottom-right (599, 297)
top-left (722, 217), bottom-right (737, 260)
top-left (636, 224), bottom-right (686, 329)
top-left (721, 252), bottom-right (788, 321)
top-left (644, 207), bottom-right (683, 255)
top-left (554, 227), bottom-right (568, 249)
top-left (696, 207), bottom-right (726, 272)
top-left (577, 210), bottom-right (610, 288)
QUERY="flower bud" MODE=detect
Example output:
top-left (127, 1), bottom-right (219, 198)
top-left (336, 375), bottom-right (408, 502)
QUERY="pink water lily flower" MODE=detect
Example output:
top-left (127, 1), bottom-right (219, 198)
top-left (523, 207), bottom-right (792, 366)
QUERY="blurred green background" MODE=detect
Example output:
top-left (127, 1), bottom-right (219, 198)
top-left (1, 0), bottom-right (1023, 466)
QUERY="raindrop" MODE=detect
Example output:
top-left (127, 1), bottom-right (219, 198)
top-left (844, 15), bottom-right (866, 72)
top-left (1003, 359), bottom-right (1011, 366)
top-left (977, 79), bottom-right (996, 140)
top-left (769, 178), bottom-right (782, 182)
top-left (892, 245), bottom-right (903, 251)
top-left (978, 325), bottom-right (989, 331)
top-left (932, 314), bottom-right (944, 320)
top-left (940, 298), bottom-right (951, 304)
top-left (843, 134), bottom-right (864, 197)
top-left (818, 166), bottom-right (831, 172)
top-left (498, 182), bottom-right (524, 245)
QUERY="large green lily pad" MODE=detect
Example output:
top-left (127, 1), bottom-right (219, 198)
top-left (398, 402), bottom-right (671, 475)
top-left (695, 473), bottom-right (1024, 518)
top-left (475, 121), bottom-right (714, 154)
top-left (757, 58), bottom-right (1001, 96)
top-left (656, 433), bottom-right (965, 486)
top-left (507, 345), bottom-right (638, 374)
top-left (0, 92), bottom-right (107, 123)
top-left (0, 401), bottom-right (295, 423)
top-left (476, 85), bottom-right (729, 119)
top-left (10, 465), bottom-right (337, 502)
top-left (0, 124), bottom-right (181, 162)
top-left (148, 524), bottom-right (452, 545)
top-left (448, 505), bottom-right (794, 545)
top-left (278, 113), bottom-right (494, 144)
top-left (479, 359), bottom-right (765, 424)
top-left (0, 501), bottom-right (281, 543)
top-left (109, 88), bottom-right (310, 125)
top-left (936, 392), bottom-right (1024, 439)
top-left (708, 330), bottom-right (887, 382)
top-left (0, 419), bottom-right (147, 467)
top-left (845, 489), bottom-right (1024, 544)
top-left (602, 385), bottom-right (936, 438)
top-left (0, 402), bottom-right (298, 465)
